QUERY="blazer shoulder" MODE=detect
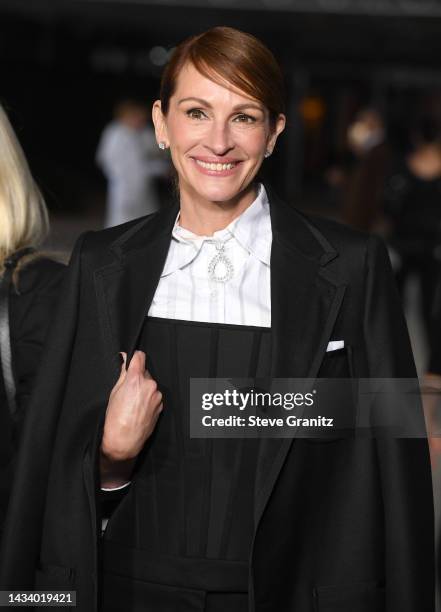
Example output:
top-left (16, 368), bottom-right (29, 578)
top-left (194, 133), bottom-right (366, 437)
top-left (299, 211), bottom-right (371, 249)
top-left (75, 211), bottom-right (159, 266)
top-left (290, 209), bottom-right (391, 278)
top-left (295, 210), bottom-right (385, 266)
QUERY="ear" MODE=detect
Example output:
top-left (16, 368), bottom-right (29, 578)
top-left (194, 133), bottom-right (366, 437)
top-left (152, 100), bottom-right (168, 147)
top-left (266, 113), bottom-right (286, 155)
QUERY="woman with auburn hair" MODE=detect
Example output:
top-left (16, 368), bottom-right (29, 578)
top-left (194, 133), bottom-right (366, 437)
top-left (0, 28), bottom-right (434, 612)
top-left (0, 103), bottom-right (64, 533)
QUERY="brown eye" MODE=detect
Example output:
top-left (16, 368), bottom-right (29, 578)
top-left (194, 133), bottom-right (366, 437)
top-left (233, 114), bottom-right (256, 123)
top-left (186, 109), bottom-right (207, 120)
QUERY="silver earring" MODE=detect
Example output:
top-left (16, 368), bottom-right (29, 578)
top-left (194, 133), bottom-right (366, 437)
top-left (158, 142), bottom-right (166, 150)
top-left (264, 150), bottom-right (272, 158)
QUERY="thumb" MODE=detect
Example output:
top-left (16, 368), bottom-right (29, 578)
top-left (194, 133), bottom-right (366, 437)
top-left (128, 350), bottom-right (146, 374)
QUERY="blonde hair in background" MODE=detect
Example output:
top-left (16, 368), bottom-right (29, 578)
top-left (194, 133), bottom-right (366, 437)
top-left (0, 103), bottom-right (49, 273)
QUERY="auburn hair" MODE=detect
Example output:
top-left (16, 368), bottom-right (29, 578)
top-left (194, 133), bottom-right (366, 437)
top-left (160, 27), bottom-right (285, 126)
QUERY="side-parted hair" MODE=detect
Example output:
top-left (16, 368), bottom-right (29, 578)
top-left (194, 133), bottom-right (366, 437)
top-left (160, 26), bottom-right (285, 126)
top-left (0, 103), bottom-right (49, 272)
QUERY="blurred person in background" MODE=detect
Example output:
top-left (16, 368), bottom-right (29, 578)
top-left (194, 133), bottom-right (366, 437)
top-left (0, 103), bottom-right (64, 534)
top-left (383, 114), bottom-right (441, 366)
top-left (96, 98), bottom-right (169, 227)
top-left (0, 28), bottom-right (434, 612)
top-left (342, 107), bottom-right (391, 231)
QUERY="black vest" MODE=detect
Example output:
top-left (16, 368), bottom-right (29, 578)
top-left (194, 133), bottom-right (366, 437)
top-left (101, 316), bottom-right (271, 612)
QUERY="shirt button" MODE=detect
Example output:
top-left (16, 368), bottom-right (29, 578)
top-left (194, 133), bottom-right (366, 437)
top-left (210, 289), bottom-right (218, 298)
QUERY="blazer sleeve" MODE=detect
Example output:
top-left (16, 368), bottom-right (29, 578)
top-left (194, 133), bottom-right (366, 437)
top-left (363, 235), bottom-right (434, 611)
top-left (0, 234), bottom-right (89, 588)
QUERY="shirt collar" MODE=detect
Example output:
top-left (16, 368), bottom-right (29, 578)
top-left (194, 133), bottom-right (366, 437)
top-left (230, 183), bottom-right (272, 265)
top-left (161, 183), bottom-right (272, 277)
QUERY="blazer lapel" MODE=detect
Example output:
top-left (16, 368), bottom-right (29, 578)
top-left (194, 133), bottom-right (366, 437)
top-left (268, 189), bottom-right (344, 381)
top-left (254, 190), bottom-right (346, 525)
top-left (94, 201), bottom-right (179, 380)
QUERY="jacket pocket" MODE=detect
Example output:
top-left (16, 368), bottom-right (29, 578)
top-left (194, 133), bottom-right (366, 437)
top-left (304, 351), bottom-right (356, 443)
top-left (318, 345), bottom-right (353, 378)
top-left (34, 562), bottom-right (75, 588)
top-left (313, 580), bottom-right (385, 612)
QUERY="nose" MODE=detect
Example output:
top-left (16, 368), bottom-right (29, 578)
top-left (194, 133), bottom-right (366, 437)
top-left (204, 120), bottom-right (234, 156)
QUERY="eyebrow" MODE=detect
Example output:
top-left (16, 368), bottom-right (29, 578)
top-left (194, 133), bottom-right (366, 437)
top-left (178, 97), bottom-right (264, 112)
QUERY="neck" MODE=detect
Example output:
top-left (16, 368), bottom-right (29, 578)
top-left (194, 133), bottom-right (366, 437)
top-left (177, 183), bottom-right (258, 236)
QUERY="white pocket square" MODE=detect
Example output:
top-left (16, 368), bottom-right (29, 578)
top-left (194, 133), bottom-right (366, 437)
top-left (326, 340), bottom-right (344, 352)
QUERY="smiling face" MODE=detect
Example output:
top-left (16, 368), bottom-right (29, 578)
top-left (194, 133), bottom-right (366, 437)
top-left (153, 62), bottom-right (285, 210)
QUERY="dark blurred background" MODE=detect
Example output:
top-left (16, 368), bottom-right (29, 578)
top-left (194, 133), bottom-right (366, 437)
top-left (3, 0), bottom-right (441, 372)
top-left (2, 1), bottom-right (441, 211)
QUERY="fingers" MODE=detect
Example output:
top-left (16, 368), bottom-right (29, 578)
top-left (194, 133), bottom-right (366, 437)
top-left (125, 351), bottom-right (158, 401)
top-left (128, 350), bottom-right (146, 373)
top-left (114, 350), bottom-right (159, 404)
top-left (126, 350), bottom-right (154, 380)
top-left (104, 354), bottom-right (165, 460)
top-left (150, 396), bottom-right (164, 426)
top-left (152, 389), bottom-right (163, 409)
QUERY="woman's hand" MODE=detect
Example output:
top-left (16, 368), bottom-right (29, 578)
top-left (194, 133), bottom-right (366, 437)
top-left (101, 350), bottom-right (163, 465)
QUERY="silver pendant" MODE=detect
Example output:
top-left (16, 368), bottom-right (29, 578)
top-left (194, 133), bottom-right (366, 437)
top-left (208, 241), bottom-right (234, 283)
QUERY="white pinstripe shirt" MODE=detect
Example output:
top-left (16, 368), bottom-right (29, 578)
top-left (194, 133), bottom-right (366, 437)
top-left (147, 183), bottom-right (271, 327)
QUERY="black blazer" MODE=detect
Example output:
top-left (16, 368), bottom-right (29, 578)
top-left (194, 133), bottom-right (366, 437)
top-left (0, 257), bottom-right (65, 529)
top-left (0, 189), bottom-right (434, 612)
